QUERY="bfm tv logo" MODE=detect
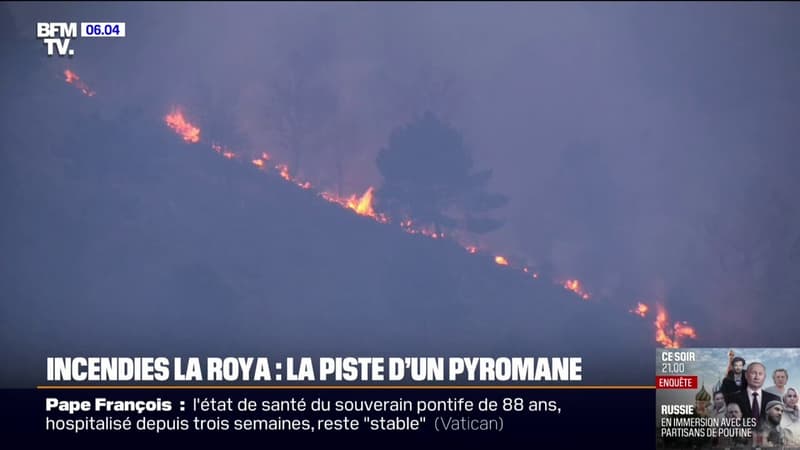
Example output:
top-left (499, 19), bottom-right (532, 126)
top-left (37, 22), bottom-right (77, 56)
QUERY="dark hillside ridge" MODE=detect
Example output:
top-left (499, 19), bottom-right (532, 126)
top-left (1, 79), bottom-right (656, 387)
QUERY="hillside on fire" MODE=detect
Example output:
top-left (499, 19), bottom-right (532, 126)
top-left (0, 80), bottom-right (659, 386)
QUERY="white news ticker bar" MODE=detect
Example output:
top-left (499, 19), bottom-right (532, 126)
top-left (80, 22), bottom-right (126, 38)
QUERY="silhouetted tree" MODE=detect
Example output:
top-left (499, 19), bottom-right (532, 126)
top-left (376, 112), bottom-right (508, 234)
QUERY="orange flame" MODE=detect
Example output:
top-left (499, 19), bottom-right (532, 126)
top-left (655, 307), bottom-right (676, 348)
top-left (653, 304), bottom-right (697, 348)
top-left (674, 322), bottom-right (697, 339)
top-left (155, 104), bottom-right (701, 349)
top-left (210, 143), bottom-right (236, 159)
top-left (350, 187), bottom-right (375, 215)
top-left (563, 279), bottom-right (590, 300)
top-left (321, 188), bottom-right (388, 223)
top-left (63, 69), bottom-right (96, 97)
top-left (267, 158), bottom-right (311, 189)
top-left (276, 164), bottom-right (291, 181)
top-left (165, 109), bottom-right (201, 143)
top-left (630, 302), bottom-right (649, 318)
top-left (398, 219), bottom-right (447, 238)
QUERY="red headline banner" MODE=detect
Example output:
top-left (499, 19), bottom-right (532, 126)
top-left (655, 375), bottom-right (698, 389)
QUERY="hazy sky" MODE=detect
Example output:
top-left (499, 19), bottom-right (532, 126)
top-left (6, 2), bottom-right (800, 344)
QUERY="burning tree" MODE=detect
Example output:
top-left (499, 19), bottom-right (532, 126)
top-left (376, 112), bottom-right (508, 235)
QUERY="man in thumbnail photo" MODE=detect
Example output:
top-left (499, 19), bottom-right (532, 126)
top-left (729, 362), bottom-right (781, 423)
top-left (721, 356), bottom-right (748, 401)
top-left (755, 400), bottom-right (795, 447)
top-left (715, 402), bottom-right (751, 448)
